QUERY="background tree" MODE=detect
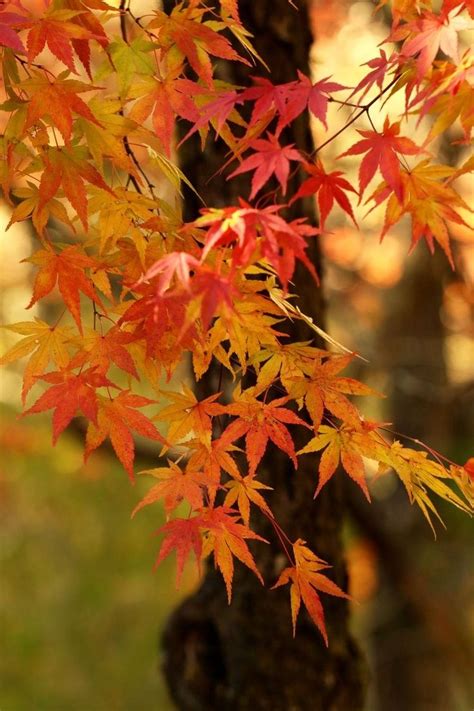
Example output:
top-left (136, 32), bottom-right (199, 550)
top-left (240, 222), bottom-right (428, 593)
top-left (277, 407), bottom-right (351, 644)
top-left (160, 2), bottom-right (365, 708)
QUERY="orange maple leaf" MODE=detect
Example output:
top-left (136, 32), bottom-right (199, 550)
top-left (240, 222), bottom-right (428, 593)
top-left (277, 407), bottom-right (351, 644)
top-left (132, 460), bottom-right (214, 517)
top-left (154, 384), bottom-right (222, 448)
top-left (69, 326), bottom-right (139, 379)
top-left (0, 319), bottom-right (73, 402)
top-left (37, 147), bottom-right (114, 231)
top-left (25, 7), bottom-right (102, 74)
top-left (85, 392), bottom-right (167, 481)
top-left (23, 74), bottom-right (101, 145)
top-left (187, 437), bottom-right (242, 505)
top-left (149, 6), bottom-right (246, 88)
top-left (224, 473), bottom-right (273, 526)
top-left (201, 506), bottom-right (267, 602)
top-left (368, 160), bottom-right (470, 266)
top-left (290, 353), bottom-right (381, 430)
top-left (26, 246), bottom-right (103, 334)
top-left (299, 424), bottom-right (371, 500)
top-left (273, 539), bottom-right (349, 643)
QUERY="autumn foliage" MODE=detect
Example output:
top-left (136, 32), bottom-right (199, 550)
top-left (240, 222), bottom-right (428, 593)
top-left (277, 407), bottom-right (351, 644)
top-left (1, 0), bottom-right (473, 644)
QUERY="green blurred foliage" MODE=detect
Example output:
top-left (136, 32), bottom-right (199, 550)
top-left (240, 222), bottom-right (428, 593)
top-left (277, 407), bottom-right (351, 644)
top-left (0, 405), bottom-right (186, 711)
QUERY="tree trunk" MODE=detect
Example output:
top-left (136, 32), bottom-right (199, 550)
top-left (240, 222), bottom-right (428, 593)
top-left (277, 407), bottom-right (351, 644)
top-left (160, 2), bottom-right (366, 708)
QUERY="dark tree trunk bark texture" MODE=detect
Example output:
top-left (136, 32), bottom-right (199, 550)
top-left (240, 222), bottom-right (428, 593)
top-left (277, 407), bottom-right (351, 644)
top-left (160, 2), bottom-right (366, 708)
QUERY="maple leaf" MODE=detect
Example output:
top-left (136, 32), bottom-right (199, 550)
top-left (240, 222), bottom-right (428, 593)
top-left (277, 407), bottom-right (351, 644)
top-left (197, 205), bottom-right (319, 289)
top-left (23, 366), bottom-right (111, 444)
top-left (183, 86), bottom-right (245, 142)
top-left (299, 424), bottom-right (371, 500)
top-left (241, 77), bottom-right (299, 127)
top-left (69, 326), bottom-right (139, 379)
top-left (224, 473), bottom-right (273, 526)
top-left (190, 266), bottom-right (239, 329)
top-left (375, 0), bottom-right (426, 28)
top-left (289, 353), bottom-right (380, 430)
top-left (228, 133), bottom-right (302, 199)
top-left (348, 49), bottom-right (396, 102)
top-left (241, 73), bottom-right (346, 133)
top-left (107, 37), bottom-right (157, 94)
top-left (62, 0), bottom-right (109, 77)
top-left (378, 440), bottom-right (473, 530)
top-left (8, 181), bottom-right (75, 236)
top-left (85, 392), bottom-right (167, 480)
top-left (26, 246), bottom-right (103, 333)
top-left (76, 98), bottom-right (138, 175)
top-left (216, 387), bottom-right (310, 474)
top-left (148, 6), bottom-right (246, 88)
top-left (201, 506), bottom-right (267, 602)
top-left (25, 8), bottom-right (100, 74)
top-left (129, 75), bottom-right (201, 157)
top-left (368, 160), bottom-right (470, 265)
top-left (283, 72), bottom-right (347, 130)
top-left (132, 460), bottom-right (213, 517)
top-left (0, 319), bottom-right (73, 402)
top-left (291, 160), bottom-right (358, 228)
top-left (391, 5), bottom-right (472, 78)
top-left (338, 117), bottom-right (421, 202)
top-left (22, 73), bottom-right (101, 146)
top-left (118, 285), bottom-right (197, 375)
top-left (154, 384), bottom-right (221, 449)
top-left (140, 251), bottom-right (200, 295)
top-left (155, 516), bottom-right (203, 585)
top-left (0, 9), bottom-right (28, 53)
top-left (187, 437), bottom-right (242, 505)
top-left (273, 539), bottom-right (349, 643)
top-left (37, 147), bottom-right (114, 231)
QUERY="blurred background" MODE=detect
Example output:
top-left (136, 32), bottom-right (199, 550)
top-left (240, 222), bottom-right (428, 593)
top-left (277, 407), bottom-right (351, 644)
top-left (1, 0), bottom-right (473, 709)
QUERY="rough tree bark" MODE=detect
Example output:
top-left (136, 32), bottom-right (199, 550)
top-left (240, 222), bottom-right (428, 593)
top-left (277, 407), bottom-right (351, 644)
top-left (160, 2), bottom-right (366, 708)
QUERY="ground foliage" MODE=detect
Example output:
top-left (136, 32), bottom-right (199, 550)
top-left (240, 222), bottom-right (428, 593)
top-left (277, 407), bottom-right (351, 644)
top-left (1, 0), bottom-right (473, 643)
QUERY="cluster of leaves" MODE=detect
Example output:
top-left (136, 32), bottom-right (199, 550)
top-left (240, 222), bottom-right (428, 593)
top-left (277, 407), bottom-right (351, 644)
top-left (1, 0), bottom-right (473, 643)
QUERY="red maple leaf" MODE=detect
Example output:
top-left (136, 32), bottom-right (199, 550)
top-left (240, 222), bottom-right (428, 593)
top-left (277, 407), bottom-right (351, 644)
top-left (155, 517), bottom-right (203, 585)
top-left (191, 267), bottom-right (239, 328)
top-left (23, 366), bottom-right (112, 444)
top-left (0, 9), bottom-right (28, 53)
top-left (283, 72), bottom-right (347, 130)
top-left (338, 117), bottom-right (421, 201)
top-left (228, 133), bottom-right (302, 199)
top-left (140, 251), bottom-right (200, 295)
top-left (182, 87), bottom-right (245, 140)
top-left (241, 77), bottom-right (298, 127)
top-left (291, 160), bottom-right (358, 228)
top-left (390, 5), bottom-right (471, 78)
top-left (197, 204), bottom-right (319, 289)
top-left (348, 49), bottom-right (396, 102)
